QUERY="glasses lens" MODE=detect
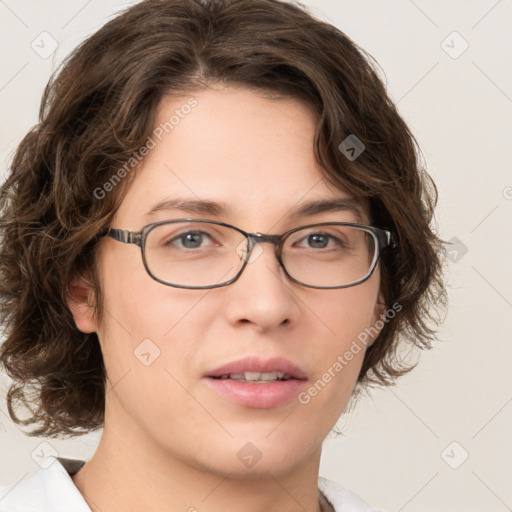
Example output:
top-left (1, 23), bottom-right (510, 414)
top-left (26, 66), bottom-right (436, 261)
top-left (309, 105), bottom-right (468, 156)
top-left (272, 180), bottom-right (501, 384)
top-left (144, 221), bottom-right (247, 287)
top-left (281, 224), bottom-right (377, 288)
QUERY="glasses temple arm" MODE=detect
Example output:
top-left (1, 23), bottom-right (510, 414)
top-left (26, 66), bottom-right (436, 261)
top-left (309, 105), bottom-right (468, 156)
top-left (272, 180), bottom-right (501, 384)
top-left (100, 228), bottom-right (143, 247)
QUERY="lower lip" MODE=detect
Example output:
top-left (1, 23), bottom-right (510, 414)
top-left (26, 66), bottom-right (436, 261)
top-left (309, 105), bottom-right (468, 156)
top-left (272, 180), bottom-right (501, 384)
top-left (204, 377), bottom-right (308, 408)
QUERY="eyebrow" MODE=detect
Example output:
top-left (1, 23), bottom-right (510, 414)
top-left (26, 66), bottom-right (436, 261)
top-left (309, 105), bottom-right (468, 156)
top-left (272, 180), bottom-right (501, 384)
top-left (291, 198), bottom-right (365, 223)
top-left (145, 198), bottom-right (228, 217)
top-left (144, 197), bottom-right (366, 223)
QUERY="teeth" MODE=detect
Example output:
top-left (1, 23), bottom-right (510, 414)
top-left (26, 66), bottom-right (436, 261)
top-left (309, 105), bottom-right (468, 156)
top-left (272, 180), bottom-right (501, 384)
top-left (218, 371), bottom-right (292, 382)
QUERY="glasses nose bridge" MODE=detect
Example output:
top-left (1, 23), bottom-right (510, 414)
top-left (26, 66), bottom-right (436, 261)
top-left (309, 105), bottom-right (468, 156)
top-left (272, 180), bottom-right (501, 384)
top-left (248, 232), bottom-right (283, 248)
top-left (244, 232), bottom-right (283, 260)
top-left (249, 232), bottom-right (281, 244)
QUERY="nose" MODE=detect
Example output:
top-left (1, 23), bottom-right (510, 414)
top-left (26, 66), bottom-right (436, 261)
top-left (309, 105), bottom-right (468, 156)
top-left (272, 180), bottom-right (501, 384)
top-left (222, 238), bottom-right (301, 332)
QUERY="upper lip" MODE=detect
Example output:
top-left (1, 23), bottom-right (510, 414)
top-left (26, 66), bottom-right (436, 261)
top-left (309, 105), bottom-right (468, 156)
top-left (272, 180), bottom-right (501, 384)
top-left (205, 356), bottom-right (308, 380)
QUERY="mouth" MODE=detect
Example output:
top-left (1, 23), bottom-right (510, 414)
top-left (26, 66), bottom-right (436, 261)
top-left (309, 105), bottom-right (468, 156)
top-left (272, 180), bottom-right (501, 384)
top-left (205, 355), bottom-right (308, 381)
top-left (204, 357), bottom-right (308, 408)
top-left (211, 371), bottom-right (296, 383)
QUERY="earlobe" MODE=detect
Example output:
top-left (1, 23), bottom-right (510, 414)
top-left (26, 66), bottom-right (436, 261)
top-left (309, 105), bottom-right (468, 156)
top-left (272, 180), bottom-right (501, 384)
top-left (367, 297), bottom-right (386, 348)
top-left (65, 278), bottom-right (98, 333)
top-left (374, 301), bottom-right (385, 322)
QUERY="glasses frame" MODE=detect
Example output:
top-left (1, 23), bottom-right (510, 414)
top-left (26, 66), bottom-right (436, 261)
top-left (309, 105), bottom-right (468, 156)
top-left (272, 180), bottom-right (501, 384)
top-left (99, 218), bottom-right (398, 290)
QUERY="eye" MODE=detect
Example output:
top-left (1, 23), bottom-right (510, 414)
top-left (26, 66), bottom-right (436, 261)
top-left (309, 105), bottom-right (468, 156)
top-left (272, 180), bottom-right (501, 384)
top-left (294, 232), bottom-right (346, 250)
top-left (304, 233), bottom-right (330, 249)
top-left (167, 230), bottom-right (216, 249)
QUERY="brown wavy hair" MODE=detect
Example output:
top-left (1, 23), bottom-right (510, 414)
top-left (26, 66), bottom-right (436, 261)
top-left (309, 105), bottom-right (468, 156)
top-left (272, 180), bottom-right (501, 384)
top-left (0, 0), bottom-right (447, 437)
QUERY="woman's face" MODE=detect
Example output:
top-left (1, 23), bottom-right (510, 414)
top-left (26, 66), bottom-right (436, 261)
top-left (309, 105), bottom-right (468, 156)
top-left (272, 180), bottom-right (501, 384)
top-left (77, 84), bottom-right (384, 477)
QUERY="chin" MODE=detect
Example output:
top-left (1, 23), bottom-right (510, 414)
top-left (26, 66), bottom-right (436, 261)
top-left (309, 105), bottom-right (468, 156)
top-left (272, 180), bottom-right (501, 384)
top-left (204, 451), bottom-right (307, 481)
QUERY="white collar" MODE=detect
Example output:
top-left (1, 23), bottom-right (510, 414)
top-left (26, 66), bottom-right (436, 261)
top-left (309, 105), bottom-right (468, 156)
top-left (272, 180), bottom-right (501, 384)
top-left (0, 457), bottom-right (90, 512)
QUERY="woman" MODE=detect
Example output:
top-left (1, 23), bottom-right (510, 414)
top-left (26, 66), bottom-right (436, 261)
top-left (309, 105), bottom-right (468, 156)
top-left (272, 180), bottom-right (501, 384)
top-left (0, 0), bottom-right (446, 510)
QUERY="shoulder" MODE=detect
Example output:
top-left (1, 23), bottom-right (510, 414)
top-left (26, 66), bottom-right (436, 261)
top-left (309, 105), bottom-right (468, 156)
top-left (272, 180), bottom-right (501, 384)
top-left (0, 457), bottom-right (90, 512)
top-left (318, 476), bottom-right (386, 512)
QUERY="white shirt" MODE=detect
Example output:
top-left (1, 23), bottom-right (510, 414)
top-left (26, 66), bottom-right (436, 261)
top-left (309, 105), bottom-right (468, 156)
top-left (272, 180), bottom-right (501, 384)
top-left (0, 457), bottom-right (384, 512)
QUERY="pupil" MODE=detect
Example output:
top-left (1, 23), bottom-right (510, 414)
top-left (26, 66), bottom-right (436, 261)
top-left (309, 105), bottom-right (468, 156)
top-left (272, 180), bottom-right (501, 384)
top-left (308, 234), bottom-right (327, 248)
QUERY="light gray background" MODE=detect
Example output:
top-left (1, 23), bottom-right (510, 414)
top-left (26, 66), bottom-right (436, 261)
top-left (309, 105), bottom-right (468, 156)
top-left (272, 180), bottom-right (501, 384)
top-left (1, 1), bottom-right (511, 511)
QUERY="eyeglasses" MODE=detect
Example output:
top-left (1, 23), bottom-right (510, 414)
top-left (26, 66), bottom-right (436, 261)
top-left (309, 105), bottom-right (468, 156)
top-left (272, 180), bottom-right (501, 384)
top-left (99, 219), bottom-right (397, 289)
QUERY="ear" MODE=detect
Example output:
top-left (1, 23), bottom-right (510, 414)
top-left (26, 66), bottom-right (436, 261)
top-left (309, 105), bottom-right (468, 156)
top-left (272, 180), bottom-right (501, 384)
top-left (65, 276), bottom-right (98, 333)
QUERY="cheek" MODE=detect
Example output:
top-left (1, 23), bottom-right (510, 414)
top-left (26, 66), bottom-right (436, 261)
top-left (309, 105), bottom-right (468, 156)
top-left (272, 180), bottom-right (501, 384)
top-left (312, 278), bottom-right (381, 346)
top-left (95, 275), bottom-right (215, 440)
top-left (95, 247), bottom-right (216, 385)
top-left (301, 280), bottom-right (381, 403)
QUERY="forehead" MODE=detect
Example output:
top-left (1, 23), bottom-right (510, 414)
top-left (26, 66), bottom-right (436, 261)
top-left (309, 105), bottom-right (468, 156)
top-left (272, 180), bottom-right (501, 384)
top-left (113, 84), bottom-right (369, 228)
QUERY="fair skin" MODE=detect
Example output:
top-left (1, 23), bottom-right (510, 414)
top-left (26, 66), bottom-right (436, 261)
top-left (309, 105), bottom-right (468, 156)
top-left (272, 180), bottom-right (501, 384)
top-left (67, 84), bottom-right (385, 512)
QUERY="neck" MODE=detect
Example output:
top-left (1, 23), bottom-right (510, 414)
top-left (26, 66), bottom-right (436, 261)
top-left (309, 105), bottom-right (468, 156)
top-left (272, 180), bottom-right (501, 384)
top-left (72, 399), bottom-right (324, 512)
